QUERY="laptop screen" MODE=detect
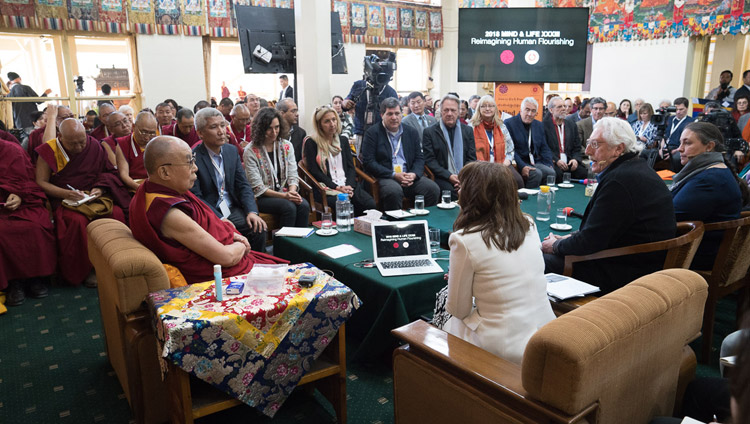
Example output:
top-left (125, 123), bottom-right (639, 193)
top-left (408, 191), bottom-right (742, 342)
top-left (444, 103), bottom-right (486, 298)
top-left (373, 221), bottom-right (429, 259)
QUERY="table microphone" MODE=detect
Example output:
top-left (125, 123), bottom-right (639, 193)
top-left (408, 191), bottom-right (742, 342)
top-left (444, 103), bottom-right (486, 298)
top-left (572, 179), bottom-right (594, 184)
top-left (562, 207), bottom-right (584, 219)
top-left (518, 191), bottom-right (529, 200)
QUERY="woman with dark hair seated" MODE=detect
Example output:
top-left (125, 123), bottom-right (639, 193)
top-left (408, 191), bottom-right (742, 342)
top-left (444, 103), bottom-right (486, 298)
top-left (433, 161), bottom-right (554, 365)
top-left (243, 107), bottom-right (310, 227)
top-left (671, 121), bottom-right (747, 270)
top-left (303, 105), bottom-right (375, 216)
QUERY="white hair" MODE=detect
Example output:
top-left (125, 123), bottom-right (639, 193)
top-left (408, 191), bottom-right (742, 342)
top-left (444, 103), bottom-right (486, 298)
top-left (593, 117), bottom-right (643, 154)
top-left (194, 107), bottom-right (224, 131)
top-left (547, 96), bottom-right (563, 108)
top-left (521, 97), bottom-right (538, 109)
top-left (118, 105), bottom-right (134, 114)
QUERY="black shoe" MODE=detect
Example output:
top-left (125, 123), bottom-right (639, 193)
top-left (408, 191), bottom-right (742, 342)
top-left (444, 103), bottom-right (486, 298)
top-left (84, 273), bottom-right (98, 288)
top-left (6, 282), bottom-right (25, 306)
top-left (27, 280), bottom-right (49, 299)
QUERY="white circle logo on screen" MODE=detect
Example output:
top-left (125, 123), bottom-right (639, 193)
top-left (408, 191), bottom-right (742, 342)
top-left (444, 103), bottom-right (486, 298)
top-left (525, 50), bottom-right (540, 65)
top-left (403, 242), bottom-right (409, 248)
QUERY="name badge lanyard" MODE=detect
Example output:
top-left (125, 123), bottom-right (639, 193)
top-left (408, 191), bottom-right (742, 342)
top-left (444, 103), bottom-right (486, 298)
top-left (210, 153), bottom-right (226, 201)
top-left (391, 135), bottom-right (402, 165)
top-left (556, 124), bottom-right (565, 154)
top-left (263, 143), bottom-right (281, 191)
top-left (669, 117), bottom-right (685, 137)
top-left (528, 130), bottom-right (535, 165)
top-left (486, 129), bottom-right (495, 163)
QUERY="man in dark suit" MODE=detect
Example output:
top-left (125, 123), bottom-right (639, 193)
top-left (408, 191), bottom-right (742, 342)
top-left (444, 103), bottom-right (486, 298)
top-left (576, 97), bottom-right (607, 151)
top-left (505, 97), bottom-right (556, 188)
top-left (565, 98), bottom-right (590, 125)
top-left (279, 75), bottom-right (294, 102)
top-left (543, 96), bottom-right (588, 182)
top-left (190, 108), bottom-right (267, 252)
top-left (664, 97), bottom-right (695, 172)
top-left (402, 91), bottom-right (437, 144)
top-left (735, 69), bottom-right (750, 101)
top-left (422, 94), bottom-right (476, 199)
top-left (360, 97), bottom-right (440, 210)
top-left (277, 99), bottom-right (306, 163)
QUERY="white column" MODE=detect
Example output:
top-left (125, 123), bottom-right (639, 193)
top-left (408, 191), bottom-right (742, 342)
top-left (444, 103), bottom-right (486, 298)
top-left (294, 0), bottom-right (332, 131)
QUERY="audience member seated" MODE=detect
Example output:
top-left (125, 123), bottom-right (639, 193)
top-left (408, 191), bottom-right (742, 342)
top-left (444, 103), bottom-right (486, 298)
top-left (116, 111), bottom-right (158, 191)
top-left (31, 110), bottom-right (47, 131)
top-left (277, 98), bottom-right (306, 163)
top-left (616, 99), bottom-right (632, 120)
top-left (119, 104), bottom-right (135, 124)
top-left (303, 105), bottom-right (375, 215)
top-left (432, 162), bottom-right (554, 365)
top-left (244, 107), bottom-right (310, 227)
top-left (604, 101), bottom-right (617, 117)
top-left (505, 97), bottom-right (555, 188)
top-left (707, 70), bottom-right (737, 103)
top-left (191, 107), bottom-right (267, 252)
top-left (35, 114), bottom-right (130, 287)
top-left (422, 94), bottom-right (476, 200)
top-left (162, 108), bottom-right (201, 147)
top-left (470, 95), bottom-right (524, 189)
top-left (402, 92), bottom-right (438, 145)
top-left (154, 102), bottom-right (174, 134)
top-left (565, 98), bottom-right (590, 125)
top-left (671, 122), bottom-right (746, 270)
top-left (331, 95), bottom-right (354, 142)
top-left (100, 111), bottom-right (133, 166)
top-left (360, 97), bottom-right (440, 211)
top-left (89, 103), bottom-right (116, 141)
top-left (732, 93), bottom-right (749, 130)
top-left (27, 105), bottom-right (78, 164)
top-left (244, 93), bottom-right (261, 120)
top-left (129, 136), bottom-right (284, 285)
top-left (664, 97), bottom-right (695, 171)
top-left (628, 98), bottom-right (644, 124)
top-left (541, 117), bottom-right (676, 294)
top-left (0, 138), bottom-right (56, 306)
top-left (543, 96), bottom-right (588, 182)
top-left (228, 103), bottom-right (252, 151)
top-left (632, 103), bottom-right (659, 163)
top-left (577, 97), bottom-right (606, 149)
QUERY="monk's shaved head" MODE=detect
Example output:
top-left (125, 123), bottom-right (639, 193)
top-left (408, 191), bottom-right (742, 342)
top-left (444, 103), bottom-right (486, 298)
top-left (59, 118), bottom-right (85, 137)
top-left (230, 103), bottom-right (249, 116)
top-left (135, 110), bottom-right (158, 126)
top-left (106, 111), bottom-right (131, 137)
top-left (144, 136), bottom-right (188, 175)
top-left (99, 103), bottom-right (116, 114)
top-left (59, 118), bottom-right (88, 154)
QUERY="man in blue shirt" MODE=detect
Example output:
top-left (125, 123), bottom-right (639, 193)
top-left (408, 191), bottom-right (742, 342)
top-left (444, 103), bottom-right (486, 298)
top-left (342, 79), bottom-right (397, 155)
top-left (664, 97), bottom-right (695, 172)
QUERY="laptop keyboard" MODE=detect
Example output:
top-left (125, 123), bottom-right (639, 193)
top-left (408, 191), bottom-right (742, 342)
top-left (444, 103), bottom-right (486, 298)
top-left (382, 259), bottom-right (433, 269)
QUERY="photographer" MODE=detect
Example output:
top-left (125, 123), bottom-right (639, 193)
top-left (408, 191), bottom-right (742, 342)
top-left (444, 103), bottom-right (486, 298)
top-left (697, 102), bottom-right (745, 167)
top-left (707, 70), bottom-right (737, 103)
top-left (342, 54), bottom-right (398, 155)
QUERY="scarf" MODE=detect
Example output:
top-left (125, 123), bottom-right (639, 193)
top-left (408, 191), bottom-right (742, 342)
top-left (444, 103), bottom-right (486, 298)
top-left (670, 151), bottom-right (724, 193)
top-left (316, 134), bottom-right (342, 174)
top-left (440, 120), bottom-right (463, 174)
top-left (473, 120), bottom-right (505, 163)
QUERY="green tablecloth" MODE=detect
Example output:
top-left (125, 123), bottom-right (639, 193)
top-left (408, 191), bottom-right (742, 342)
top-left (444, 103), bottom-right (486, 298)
top-left (272, 230), bottom-right (448, 362)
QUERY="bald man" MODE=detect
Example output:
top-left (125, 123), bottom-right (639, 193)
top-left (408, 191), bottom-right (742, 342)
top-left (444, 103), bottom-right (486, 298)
top-left (116, 111), bottom-right (158, 190)
top-left (90, 103), bottom-right (117, 141)
top-left (129, 136), bottom-right (284, 284)
top-left (26, 105), bottom-right (83, 164)
top-left (35, 113), bottom-right (130, 287)
top-left (101, 111), bottom-right (133, 166)
top-left (162, 108), bottom-right (201, 147)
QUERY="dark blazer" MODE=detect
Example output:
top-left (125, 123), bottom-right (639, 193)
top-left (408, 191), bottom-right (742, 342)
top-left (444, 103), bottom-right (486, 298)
top-left (421, 121), bottom-right (476, 181)
top-left (505, 114), bottom-right (554, 169)
top-left (402, 113), bottom-right (438, 142)
top-left (543, 115), bottom-right (583, 163)
top-left (360, 123), bottom-right (425, 180)
top-left (665, 115), bottom-right (695, 150)
top-left (279, 85), bottom-right (294, 101)
top-left (288, 125), bottom-right (307, 164)
top-left (190, 142), bottom-right (259, 218)
top-left (303, 135), bottom-right (357, 189)
top-left (555, 152), bottom-right (676, 294)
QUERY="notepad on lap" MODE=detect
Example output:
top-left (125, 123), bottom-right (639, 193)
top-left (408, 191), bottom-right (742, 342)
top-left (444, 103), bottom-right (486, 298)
top-left (274, 227), bottom-right (315, 238)
top-left (62, 193), bottom-right (97, 207)
top-left (545, 273), bottom-right (600, 300)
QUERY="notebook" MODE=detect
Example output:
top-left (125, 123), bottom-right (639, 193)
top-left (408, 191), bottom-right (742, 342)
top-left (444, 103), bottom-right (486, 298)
top-left (371, 220), bottom-right (443, 277)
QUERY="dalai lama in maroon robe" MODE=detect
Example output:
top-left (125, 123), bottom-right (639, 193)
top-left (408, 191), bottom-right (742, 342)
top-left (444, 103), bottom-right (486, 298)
top-left (0, 138), bottom-right (56, 305)
top-left (130, 136), bottom-right (285, 284)
top-left (35, 114), bottom-right (130, 287)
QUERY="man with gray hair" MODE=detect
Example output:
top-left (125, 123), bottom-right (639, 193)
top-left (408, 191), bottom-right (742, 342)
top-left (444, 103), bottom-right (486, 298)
top-left (190, 107), bottom-right (267, 253)
top-left (627, 98), bottom-right (644, 124)
top-left (504, 97), bottom-right (555, 188)
top-left (543, 96), bottom-right (587, 182)
top-left (276, 98), bottom-right (307, 163)
top-left (541, 117), bottom-right (676, 295)
top-left (468, 94), bottom-right (481, 116)
top-left (576, 96), bottom-right (606, 151)
top-left (422, 94), bottom-right (477, 199)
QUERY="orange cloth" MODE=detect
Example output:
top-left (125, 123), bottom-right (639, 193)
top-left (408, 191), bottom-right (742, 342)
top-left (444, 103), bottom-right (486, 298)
top-left (473, 120), bottom-right (506, 163)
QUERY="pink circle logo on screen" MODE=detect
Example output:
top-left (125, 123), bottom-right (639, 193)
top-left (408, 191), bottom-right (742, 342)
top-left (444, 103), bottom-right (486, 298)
top-left (498, 84), bottom-right (509, 94)
top-left (393, 242), bottom-right (399, 248)
top-left (500, 50), bottom-right (514, 64)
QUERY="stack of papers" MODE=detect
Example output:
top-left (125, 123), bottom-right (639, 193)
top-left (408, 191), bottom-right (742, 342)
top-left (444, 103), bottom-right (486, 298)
top-left (62, 193), bottom-right (97, 207)
top-left (318, 244), bottom-right (361, 259)
top-left (275, 227), bottom-right (315, 238)
top-left (545, 273), bottom-right (600, 300)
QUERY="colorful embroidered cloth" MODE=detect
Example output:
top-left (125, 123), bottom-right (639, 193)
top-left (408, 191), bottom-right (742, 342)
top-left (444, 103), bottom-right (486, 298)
top-left (147, 263), bottom-right (361, 417)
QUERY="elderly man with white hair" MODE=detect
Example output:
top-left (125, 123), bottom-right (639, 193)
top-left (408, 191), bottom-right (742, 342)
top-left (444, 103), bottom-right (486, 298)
top-left (504, 96), bottom-right (556, 188)
top-left (541, 117), bottom-right (676, 295)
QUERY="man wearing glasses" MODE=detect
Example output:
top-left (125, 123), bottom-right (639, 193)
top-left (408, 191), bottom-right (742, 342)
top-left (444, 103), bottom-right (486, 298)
top-left (115, 111), bottom-right (159, 191)
top-left (27, 105), bottom-right (82, 164)
top-left (101, 111), bottom-right (133, 166)
top-left (190, 108), bottom-right (267, 253)
top-left (576, 97), bottom-right (607, 152)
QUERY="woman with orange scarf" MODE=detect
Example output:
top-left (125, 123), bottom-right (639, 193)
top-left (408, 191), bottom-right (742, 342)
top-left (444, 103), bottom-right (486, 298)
top-left (470, 95), bottom-right (524, 189)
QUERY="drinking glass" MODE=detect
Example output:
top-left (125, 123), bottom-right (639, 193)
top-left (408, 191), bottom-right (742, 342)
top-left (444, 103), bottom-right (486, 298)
top-left (556, 208), bottom-right (567, 226)
top-left (562, 172), bottom-right (571, 184)
top-left (441, 190), bottom-right (452, 205)
top-left (414, 195), bottom-right (425, 212)
top-left (321, 212), bottom-right (333, 234)
top-left (429, 228), bottom-right (440, 256)
top-left (547, 175), bottom-right (556, 187)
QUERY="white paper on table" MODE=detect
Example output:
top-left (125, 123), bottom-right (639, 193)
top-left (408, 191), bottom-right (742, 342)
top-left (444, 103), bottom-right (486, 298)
top-left (545, 273), bottom-right (600, 300)
top-left (385, 210), bottom-right (416, 219)
top-left (274, 227), bottom-right (315, 237)
top-left (318, 244), bottom-right (361, 259)
top-left (518, 188), bottom-right (540, 195)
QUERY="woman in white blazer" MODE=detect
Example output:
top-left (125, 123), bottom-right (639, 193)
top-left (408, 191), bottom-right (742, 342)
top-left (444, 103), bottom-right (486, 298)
top-left (439, 161), bottom-right (555, 364)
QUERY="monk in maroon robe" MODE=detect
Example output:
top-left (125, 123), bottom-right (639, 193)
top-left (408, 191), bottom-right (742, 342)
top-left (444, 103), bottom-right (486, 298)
top-left (130, 136), bottom-right (285, 284)
top-left (35, 115), bottom-right (130, 286)
top-left (27, 105), bottom-right (78, 164)
top-left (89, 103), bottom-right (116, 141)
top-left (0, 129), bottom-right (20, 145)
top-left (162, 108), bottom-right (201, 147)
top-left (101, 111), bottom-right (132, 164)
top-left (0, 138), bottom-right (56, 305)
top-left (116, 111), bottom-right (157, 191)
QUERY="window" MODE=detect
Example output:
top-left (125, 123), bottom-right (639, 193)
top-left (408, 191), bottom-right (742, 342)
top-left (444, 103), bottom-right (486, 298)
top-left (366, 46), bottom-right (430, 94)
top-left (0, 34), bottom-right (62, 96)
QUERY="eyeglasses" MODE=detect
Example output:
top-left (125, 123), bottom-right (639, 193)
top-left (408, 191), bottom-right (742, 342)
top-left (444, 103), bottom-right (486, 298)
top-left (479, 104), bottom-right (495, 110)
top-left (586, 139), bottom-right (601, 149)
top-left (138, 128), bottom-right (158, 138)
top-left (159, 157), bottom-right (196, 168)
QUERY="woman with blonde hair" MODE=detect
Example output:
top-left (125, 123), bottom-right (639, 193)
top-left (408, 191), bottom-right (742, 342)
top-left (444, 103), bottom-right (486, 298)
top-left (433, 161), bottom-right (554, 364)
top-left (303, 105), bottom-right (375, 215)
top-left (469, 95), bottom-right (524, 188)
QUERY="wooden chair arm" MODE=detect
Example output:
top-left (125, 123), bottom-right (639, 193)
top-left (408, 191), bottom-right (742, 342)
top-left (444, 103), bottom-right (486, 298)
top-left (424, 165), bottom-right (435, 181)
top-left (297, 161), bottom-right (329, 211)
top-left (354, 166), bottom-right (380, 205)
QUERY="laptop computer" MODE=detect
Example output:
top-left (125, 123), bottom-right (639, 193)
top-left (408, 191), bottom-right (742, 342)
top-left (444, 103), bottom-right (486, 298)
top-left (371, 220), bottom-right (444, 277)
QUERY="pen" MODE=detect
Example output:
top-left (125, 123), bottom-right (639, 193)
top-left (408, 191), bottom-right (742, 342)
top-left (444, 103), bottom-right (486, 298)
top-left (67, 184), bottom-right (78, 191)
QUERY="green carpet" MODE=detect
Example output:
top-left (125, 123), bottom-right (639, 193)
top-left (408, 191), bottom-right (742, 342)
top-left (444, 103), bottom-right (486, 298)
top-left (0, 284), bottom-right (737, 423)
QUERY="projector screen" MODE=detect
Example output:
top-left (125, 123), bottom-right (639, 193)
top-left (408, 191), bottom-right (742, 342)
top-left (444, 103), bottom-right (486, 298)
top-left (457, 8), bottom-right (589, 83)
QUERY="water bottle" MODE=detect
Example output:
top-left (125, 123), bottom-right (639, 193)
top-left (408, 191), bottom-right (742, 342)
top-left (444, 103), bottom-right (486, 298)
top-left (536, 185), bottom-right (551, 221)
top-left (336, 193), bottom-right (351, 232)
top-left (585, 167), bottom-right (598, 197)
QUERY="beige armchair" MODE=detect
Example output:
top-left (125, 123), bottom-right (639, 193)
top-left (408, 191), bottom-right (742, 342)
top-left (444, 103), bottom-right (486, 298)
top-left (391, 269), bottom-right (708, 424)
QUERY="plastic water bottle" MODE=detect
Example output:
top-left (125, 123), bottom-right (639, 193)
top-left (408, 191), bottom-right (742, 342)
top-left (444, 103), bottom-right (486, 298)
top-left (336, 193), bottom-right (351, 232)
top-left (536, 185), bottom-right (551, 221)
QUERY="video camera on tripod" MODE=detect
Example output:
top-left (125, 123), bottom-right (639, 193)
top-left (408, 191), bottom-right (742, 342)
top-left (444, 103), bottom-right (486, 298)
top-left (345, 53), bottom-right (397, 133)
top-left (696, 107), bottom-right (747, 154)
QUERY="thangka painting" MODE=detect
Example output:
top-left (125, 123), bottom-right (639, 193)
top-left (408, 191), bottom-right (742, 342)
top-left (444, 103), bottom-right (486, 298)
top-left (155, 0), bottom-right (180, 31)
top-left (459, 0), bottom-right (508, 6)
top-left (682, 0), bottom-right (732, 17)
top-left (589, 0), bottom-right (627, 26)
top-left (351, 2), bottom-right (366, 37)
top-left (634, 0), bottom-right (673, 23)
